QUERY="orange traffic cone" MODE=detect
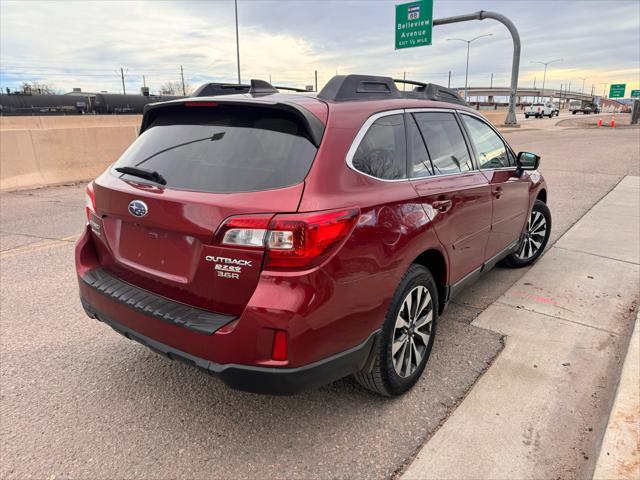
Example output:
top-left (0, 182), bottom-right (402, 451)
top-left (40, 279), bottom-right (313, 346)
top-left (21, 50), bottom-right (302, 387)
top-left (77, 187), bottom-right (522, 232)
top-left (597, 119), bottom-right (603, 127)
top-left (610, 116), bottom-right (615, 128)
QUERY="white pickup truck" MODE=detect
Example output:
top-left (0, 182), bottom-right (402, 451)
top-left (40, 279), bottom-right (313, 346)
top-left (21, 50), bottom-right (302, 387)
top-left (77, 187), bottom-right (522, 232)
top-left (525, 102), bottom-right (558, 118)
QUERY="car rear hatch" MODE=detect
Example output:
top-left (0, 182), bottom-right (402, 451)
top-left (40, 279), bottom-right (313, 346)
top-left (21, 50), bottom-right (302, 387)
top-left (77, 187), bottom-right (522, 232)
top-left (88, 99), bottom-right (326, 317)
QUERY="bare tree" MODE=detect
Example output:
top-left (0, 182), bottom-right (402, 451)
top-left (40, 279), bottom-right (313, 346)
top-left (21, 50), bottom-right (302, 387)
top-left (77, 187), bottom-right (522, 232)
top-left (21, 81), bottom-right (57, 95)
top-left (159, 81), bottom-right (191, 96)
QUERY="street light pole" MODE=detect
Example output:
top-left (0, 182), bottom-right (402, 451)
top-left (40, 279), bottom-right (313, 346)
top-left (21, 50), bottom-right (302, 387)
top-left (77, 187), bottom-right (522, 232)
top-left (234, 0), bottom-right (241, 84)
top-left (531, 58), bottom-right (563, 99)
top-left (577, 77), bottom-right (587, 96)
top-left (447, 33), bottom-right (493, 102)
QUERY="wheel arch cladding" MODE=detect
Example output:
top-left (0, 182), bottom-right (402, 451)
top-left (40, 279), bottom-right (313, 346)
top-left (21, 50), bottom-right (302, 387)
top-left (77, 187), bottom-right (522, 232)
top-left (412, 249), bottom-right (447, 314)
top-left (536, 188), bottom-right (547, 203)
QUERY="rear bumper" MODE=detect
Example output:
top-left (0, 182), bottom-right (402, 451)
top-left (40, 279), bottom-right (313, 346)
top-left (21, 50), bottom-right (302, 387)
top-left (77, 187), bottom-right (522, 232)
top-left (81, 297), bottom-right (379, 395)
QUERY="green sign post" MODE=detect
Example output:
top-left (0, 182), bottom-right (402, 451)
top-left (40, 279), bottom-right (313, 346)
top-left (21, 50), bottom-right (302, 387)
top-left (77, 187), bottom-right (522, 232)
top-left (609, 84), bottom-right (626, 98)
top-left (395, 0), bottom-right (433, 49)
top-left (631, 89), bottom-right (640, 98)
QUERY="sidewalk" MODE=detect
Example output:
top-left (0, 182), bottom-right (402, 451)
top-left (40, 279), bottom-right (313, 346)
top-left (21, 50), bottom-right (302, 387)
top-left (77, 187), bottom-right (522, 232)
top-left (402, 176), bottom-right (640, 479)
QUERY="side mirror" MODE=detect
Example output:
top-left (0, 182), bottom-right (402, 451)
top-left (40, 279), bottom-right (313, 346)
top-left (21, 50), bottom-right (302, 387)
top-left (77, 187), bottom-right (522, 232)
top-left (516, 152), bottom-right (541, 173)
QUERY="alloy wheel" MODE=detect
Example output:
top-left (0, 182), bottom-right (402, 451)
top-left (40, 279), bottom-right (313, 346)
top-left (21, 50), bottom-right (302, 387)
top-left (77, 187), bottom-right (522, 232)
top-left (516, 210), bottom-right (547, 260)
top-left (392, 286), bottom-right (434, 378)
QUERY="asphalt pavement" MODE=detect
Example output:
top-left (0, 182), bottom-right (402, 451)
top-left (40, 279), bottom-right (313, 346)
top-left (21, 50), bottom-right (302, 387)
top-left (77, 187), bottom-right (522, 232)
top-left (1, 123), bottom-right (639, 479)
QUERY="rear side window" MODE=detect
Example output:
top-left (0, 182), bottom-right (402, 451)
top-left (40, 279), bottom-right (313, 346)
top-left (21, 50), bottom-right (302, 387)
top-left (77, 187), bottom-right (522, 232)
top-left (352, 114), bottom-right (406, 180)
top-left (413, 112), bottom-right (473, 175)
top-left (112, 105), bottom-right (317, 193)
top-left (460, 115), bottom-right (510, 169)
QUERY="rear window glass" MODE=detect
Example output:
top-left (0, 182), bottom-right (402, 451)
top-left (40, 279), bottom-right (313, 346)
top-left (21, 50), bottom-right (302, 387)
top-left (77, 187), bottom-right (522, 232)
top-left (112, 105), bottom-right (318, 193)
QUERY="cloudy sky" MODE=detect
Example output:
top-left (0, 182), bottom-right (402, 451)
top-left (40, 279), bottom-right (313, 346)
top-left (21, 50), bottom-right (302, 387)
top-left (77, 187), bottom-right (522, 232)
top-left (1, 0), bottom-right (639, 97)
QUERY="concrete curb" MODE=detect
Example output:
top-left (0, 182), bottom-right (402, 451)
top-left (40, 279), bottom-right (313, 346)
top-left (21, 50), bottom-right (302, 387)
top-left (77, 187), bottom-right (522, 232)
top-left (593, 311), bottom-right (640, 480)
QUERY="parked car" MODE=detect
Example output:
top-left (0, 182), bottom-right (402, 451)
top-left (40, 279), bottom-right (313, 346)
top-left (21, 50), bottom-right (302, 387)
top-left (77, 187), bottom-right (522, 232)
top-left (570, 100), bottom-right (600, 114)
top-left (76, 75), bottom-right (551, 397)
top-left (525, 102), bottom-right (557, 118)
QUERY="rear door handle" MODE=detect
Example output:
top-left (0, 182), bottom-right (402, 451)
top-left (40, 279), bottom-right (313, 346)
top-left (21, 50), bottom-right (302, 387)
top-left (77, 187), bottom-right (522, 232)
top-left (432, 200), bottom-right (452, 212)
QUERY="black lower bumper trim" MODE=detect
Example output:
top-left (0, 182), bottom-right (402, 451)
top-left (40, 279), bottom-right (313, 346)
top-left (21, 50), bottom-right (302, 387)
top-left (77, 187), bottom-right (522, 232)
top-left (81, 298), bottom-right (380, 395)
top-left (81, 268), bottom-right (235, 335)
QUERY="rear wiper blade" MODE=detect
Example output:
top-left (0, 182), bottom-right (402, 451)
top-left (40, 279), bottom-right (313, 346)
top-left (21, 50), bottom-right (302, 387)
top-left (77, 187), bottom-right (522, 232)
top-left (115, 166), bottom-right (167, 185)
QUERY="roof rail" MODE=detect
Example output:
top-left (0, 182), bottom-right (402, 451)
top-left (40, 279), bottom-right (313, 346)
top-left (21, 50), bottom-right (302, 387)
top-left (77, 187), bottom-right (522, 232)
top-left (192, 83), bottom-right (250, 97)
top-left (317, 74), bottom-right (469, 106)
top-left (193, 80), bottom-right (308, 97)
top-left (318, 75), bottom-right (401, 101)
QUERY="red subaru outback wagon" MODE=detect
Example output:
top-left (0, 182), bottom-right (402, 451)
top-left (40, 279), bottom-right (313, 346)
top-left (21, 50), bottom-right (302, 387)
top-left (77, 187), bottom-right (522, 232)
top-left (76, 75), bottom-right (551, 396)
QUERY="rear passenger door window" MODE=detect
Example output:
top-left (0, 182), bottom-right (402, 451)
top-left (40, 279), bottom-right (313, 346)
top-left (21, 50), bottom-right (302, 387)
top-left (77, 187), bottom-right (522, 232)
top-left (413, 112), bottom-right (473, 175)
top-left (352, 114), bottom-right (407, 180)
top-left (460, 115), bottom-right (511, 169)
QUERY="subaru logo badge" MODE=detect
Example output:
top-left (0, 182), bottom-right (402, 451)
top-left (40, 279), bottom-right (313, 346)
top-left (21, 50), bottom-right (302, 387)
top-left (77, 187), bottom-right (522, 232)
top-left (128, 200), bottom-right (148, 218)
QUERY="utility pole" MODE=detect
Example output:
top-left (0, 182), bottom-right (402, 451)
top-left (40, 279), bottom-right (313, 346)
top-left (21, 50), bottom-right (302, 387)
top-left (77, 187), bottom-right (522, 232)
top-left (490, 72), bottom-right (493, 88)
top-left (448, 71), bottom-right (451, 88)
top-left (142, 75), bottom-right (146, 88)
top-left (120, 67), bottom-right (127, 95)
top-left (590, 84), bottom-right (595, 97)
top-left (314, 70), bottom-right (318, 91)
top-left (234, 0), bottom-right (241, 84)
top-left (403, 71), bottom-right (406, 91)
top-left (600, 83), bottom-right (608, 99)
top-left (447, 33), bottom-right (493, 102)
top-left (180, 65), bottom-right (186, 96)
top-left (559, 83), bottom-right (563, 109)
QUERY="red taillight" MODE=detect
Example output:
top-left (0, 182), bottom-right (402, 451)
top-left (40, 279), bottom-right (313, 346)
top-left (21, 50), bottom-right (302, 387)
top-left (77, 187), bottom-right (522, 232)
top-left (271, 330), bottom-right (288, 361)
top-left (214, 208), bottom-right (359, 271)
top-left (265, 209), bottom-right (359, 270)
top-left (85, 182), bottom-right (96, 221)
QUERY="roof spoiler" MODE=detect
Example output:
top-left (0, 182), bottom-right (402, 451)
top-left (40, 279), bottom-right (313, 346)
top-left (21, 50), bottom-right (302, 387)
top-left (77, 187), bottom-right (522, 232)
top-left (140, 97), bottom-right (325, 147)
top-left (317, 74), bottom-right (469, 106)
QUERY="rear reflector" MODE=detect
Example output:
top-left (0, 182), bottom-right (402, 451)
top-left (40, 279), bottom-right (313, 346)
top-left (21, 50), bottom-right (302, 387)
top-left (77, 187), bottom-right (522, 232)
top-left (272, 330), bottom-right (288, 361)
top-left (85, 181), bottom-right (96, 221)
top-left (215, 208), bottom-right (359, 271)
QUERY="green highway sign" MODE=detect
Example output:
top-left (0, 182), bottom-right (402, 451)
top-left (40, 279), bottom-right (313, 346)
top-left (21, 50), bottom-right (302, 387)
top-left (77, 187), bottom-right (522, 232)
top-left (395, 0), bottom-right (433, 49)
top-left (631, 89), bottom-right (640, 98)
top-left (609, 83), bottom-right (626, 98)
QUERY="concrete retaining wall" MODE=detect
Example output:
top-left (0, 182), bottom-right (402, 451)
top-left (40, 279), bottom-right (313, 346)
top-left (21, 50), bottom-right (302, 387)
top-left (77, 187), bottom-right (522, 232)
top-left (0, 111), bottom-right (511, 191)
top-left (0, 115), bottom-right (141, 191)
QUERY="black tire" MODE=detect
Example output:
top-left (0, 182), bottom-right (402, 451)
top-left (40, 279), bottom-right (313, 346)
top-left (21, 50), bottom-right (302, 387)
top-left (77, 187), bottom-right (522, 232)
top-left (354, 264), bottom-right (438, 396)
top-left (502, 200), bottom-right (552, 268)
top-left (572, 111), bottom-right (577, 115)
top-left (525, 114), bottom-right (530, 118)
